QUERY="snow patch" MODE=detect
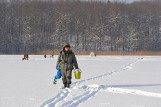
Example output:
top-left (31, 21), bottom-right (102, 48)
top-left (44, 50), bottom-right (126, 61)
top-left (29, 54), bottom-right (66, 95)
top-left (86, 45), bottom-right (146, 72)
top-left (106, 87), bottom-right (161, 98)
top-left (41, 58), bottom-right (143, 107)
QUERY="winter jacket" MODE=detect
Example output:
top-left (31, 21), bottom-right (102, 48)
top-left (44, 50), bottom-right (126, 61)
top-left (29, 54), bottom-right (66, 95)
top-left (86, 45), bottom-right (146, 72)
top-left (57, 50), bottom-right (78, 71)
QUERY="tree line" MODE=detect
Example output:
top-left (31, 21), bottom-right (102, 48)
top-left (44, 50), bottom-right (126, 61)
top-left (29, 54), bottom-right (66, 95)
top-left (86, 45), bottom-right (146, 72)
top-left (0, 0), bottom-right (161, 54)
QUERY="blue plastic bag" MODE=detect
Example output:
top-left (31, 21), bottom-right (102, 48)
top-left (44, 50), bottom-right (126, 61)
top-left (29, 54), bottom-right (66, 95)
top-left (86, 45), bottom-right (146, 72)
top-left (56, 69), bottom-right (62, 79)
top-left (53, 69), bottom-right (62, 84)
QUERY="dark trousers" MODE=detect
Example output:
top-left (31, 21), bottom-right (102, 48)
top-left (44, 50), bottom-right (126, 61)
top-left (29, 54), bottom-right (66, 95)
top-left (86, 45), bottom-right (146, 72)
top-left (61, 70), bottom-right (72, 84)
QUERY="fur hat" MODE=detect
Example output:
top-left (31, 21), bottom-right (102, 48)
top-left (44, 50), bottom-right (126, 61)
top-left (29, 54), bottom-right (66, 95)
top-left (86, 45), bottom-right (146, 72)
top-left (63, 43), bottom-right (71, 48)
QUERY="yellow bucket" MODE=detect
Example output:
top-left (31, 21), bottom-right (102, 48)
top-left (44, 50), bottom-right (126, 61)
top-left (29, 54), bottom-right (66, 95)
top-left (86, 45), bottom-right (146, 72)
top-left (74, 69), bottom-right (81, 79)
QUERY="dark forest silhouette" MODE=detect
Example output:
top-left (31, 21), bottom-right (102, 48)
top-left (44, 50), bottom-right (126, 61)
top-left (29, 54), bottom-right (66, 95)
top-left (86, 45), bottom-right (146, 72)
top-left (0, 0), bottom-right (161, 54)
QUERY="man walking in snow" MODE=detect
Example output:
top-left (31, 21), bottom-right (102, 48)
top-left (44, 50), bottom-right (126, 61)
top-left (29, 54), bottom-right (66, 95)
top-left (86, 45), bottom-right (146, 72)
top-left (56, 43), bottom-right (78, 88)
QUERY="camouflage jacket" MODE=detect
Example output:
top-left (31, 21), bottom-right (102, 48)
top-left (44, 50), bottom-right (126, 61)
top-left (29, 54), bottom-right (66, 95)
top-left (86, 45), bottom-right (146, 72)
top-left (57, 50), bottom-right (78, 70)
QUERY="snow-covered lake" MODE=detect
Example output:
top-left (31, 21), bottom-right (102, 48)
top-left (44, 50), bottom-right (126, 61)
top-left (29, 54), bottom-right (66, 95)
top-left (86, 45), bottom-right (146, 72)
top-left (0, 55), bottom-right (161, 107)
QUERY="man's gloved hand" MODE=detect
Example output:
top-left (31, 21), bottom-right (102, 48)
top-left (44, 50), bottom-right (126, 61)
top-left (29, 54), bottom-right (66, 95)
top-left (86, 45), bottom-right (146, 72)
top-left (56, 65), bottom-right (60, 70)
top-left (75, 66), bottom-right (79, 69)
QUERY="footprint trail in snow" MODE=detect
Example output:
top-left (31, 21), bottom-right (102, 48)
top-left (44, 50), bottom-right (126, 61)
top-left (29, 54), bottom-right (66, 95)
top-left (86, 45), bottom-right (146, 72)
top-left (41, 58), bottom-right (159, 107)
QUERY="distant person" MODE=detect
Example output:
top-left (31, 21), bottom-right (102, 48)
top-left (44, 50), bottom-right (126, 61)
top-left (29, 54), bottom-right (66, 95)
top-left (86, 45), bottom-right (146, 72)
top-left (51, 53), bottom-right (54, 57)
top-left (22, 54), bottom-right (29, 60)
top-left (44, 54), bottom-right (47, 58)
top-left (56, 44), bottom-right (78, 88)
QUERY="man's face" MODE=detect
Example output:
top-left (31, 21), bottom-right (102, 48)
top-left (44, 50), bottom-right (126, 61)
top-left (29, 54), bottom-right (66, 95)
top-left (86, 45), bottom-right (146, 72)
top-left (65, 47), bottom-right (70, 52)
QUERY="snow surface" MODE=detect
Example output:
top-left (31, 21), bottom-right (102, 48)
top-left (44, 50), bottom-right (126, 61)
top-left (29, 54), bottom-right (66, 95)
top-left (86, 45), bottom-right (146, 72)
top-left (0, 55), bottom-right (161, 107)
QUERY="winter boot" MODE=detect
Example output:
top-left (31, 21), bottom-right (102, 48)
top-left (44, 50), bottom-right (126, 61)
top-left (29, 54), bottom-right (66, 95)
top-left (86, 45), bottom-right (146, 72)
top-left (63, 83), bottom-right (67, 88)
top-left (67, 84), bottom-right (70, 88)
